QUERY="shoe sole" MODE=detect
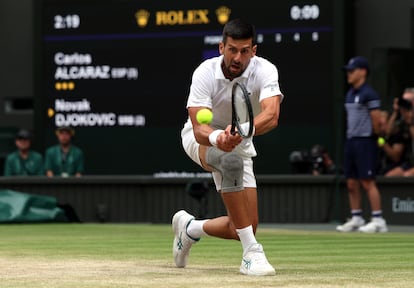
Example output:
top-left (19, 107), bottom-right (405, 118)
top-left (240, 267), bottom-right (276, 276)
top-left (336, 221), bottom-right (365, 232)
top-left (359, 227), bottom-right (388, 233)
top-left (336, 226), bottom-right (363, 232)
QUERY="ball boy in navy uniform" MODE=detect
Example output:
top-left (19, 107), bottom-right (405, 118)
top-left (337, 56), bottom-right (388, 233)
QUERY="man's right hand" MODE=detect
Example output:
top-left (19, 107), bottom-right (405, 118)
top-left (216, 125), bottom-right (243, 152)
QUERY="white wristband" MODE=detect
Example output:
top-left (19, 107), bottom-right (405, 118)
top-left (208, 129), bottom-right (224, 146)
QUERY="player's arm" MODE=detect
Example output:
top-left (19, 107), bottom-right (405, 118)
top-left (188, 107), bottom-right (241, 151)
top-left (253, 95), bottom-right (282, 136)
top-left (188, 107), bottom-right (215, 146)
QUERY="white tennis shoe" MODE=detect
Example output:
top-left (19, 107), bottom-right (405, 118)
top-left (336, 217), bottom-right (365, 232)
top-left (358, 217), bottom-right (388, 233)
top-left (240, 243), bottom-right (276, 276)
top-left (172, 210), bottom-right (198, 268)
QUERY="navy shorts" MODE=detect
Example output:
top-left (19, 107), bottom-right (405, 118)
top-left (344, 137), bottom-right (378, 179)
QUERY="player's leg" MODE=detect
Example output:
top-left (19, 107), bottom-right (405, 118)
top-left (199, 147), bottom-right (254, 243)
top-left (202, 147), bottom-right (274, 275)
top-left (175, 130), bottom-right (238, 267)
top-left (177, 132), bottom-right (274, 274)
top-left (201, 187), bottom-right (258, 239)
top-left (173, 125), bottom-right (204, 268)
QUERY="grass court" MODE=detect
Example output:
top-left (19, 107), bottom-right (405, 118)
top-left (0, 223), bottom-right (413, 287)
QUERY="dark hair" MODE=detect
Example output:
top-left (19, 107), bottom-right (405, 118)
top-left (398, 97), bottom-right (413, 110)
top-left (16, 129), bottom-right (32, 140)
top-left (404, 87), bottom-right (414, 94)
top-left (222, 18), bottom-right (256, 45)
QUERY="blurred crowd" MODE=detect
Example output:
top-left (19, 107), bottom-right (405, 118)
top-left (289, 87), bottom-right (414, 178)
top-left (3, 126), bottom-right (84, 177)
top-left (377, 88), bottom-right (414, 176)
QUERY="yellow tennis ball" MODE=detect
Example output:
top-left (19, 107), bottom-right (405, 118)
top-left (196, 108), bottom-right (213, 124)
top-left (378, 137), bottom-right (385, 146)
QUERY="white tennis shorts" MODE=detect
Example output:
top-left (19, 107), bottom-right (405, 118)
top-left (181, 122), bottom-right (257, 191)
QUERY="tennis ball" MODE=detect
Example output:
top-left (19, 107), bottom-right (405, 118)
top-left (196, 109), bottom-right (213, 124)
top-left (378, 137), bottom-right (385, 146)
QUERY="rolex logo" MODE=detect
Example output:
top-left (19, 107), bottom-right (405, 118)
top-left (135, 9), bottom-right (150, 27)
top-left (215, 6), bottom-right (231, 24)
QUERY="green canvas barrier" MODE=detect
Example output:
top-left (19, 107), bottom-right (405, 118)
top-left (0, 190), bottom-right (67, 223)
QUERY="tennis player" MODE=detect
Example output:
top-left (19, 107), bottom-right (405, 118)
top-left (173, 18), bottom-right (284, 276)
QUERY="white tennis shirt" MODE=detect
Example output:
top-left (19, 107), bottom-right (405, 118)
top-left (183, 55), bottom-right (283, 157)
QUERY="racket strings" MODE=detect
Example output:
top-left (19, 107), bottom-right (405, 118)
top-left (232, 82), bottom-right (254, 138)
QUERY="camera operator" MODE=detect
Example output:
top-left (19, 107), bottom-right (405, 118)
top-left (309, 144), bottom-right (337, 175)
top-left (382, 98), bottom-right (414, 176)
top-left (289, 144), bottom-right (337, 175)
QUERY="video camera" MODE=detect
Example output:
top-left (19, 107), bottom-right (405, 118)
top-left (289, 145), bottom-right (326, 174)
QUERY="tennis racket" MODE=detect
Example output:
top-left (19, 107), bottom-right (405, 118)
top-left (230, 82), bottom-right (254, 138)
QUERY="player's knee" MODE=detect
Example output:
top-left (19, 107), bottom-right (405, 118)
top-left (219, 153), bottom-right (244, 193)
top-left (221, 153), bottom-right (243, 175)
top-left (206, 148), bottom-right (244, 193)
top-left (205, 147), bottom-right (223, 169)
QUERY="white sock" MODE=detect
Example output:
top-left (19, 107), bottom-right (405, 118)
top-left (372, 210), bottom-right (383, 218)
top-left (186, 219), bottom-right (209, 240)
top-left (236, 225), bottom-right (257, 254)
top-left (351, 210), bottom-right (363, 220)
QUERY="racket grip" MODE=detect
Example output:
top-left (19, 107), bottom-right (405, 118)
top-left (230, 126), bottom-right (236, 135)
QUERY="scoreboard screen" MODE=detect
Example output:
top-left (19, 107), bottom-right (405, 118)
top-left (35, 0), bottom-right (342, 175)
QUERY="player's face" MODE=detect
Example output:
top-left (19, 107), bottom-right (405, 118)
top-left (219, 37), bottom-right (257, 80)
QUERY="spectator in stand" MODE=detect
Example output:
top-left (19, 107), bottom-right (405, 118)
top-left (3, 129), bottom-right (44, 176)
top-left (382, 98), bottom-right (413, 176)
top-left (44, 127), bottom-right (84, 177)
top-left (376, 109), bottom-right (407, 175)
top-left (385, 88), bottom-right (414, 136)
top-left (402, 87), bottom-right (414, 105)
